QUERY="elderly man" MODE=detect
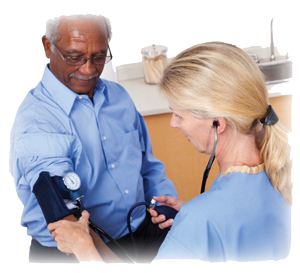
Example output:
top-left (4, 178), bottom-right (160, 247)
top-left (9, 14), bottom-right (177, 263)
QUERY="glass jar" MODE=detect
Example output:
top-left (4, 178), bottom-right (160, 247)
top-left (141, 44), bottom-right (168, 84)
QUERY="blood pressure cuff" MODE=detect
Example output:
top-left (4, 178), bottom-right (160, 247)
top-left (33, 171), bottom-right (81, 224)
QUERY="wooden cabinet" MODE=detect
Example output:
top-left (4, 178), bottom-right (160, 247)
top-left (144, 95), bottom-right (292, 201)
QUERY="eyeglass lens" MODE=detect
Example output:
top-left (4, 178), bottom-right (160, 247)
top-left (66, 56), bottom-right (112, 66)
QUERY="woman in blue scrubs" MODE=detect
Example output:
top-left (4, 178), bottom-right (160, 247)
top-left (49, 42), bottom-right (292, 262)
top-left (151, 41), bottom-right (292, 262)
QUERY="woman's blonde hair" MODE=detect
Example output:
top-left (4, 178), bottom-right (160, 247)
top-left (159, 42), bottom-right (292, 205)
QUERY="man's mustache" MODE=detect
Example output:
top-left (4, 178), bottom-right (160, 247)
top-left (70, 72), bottom-right (99, 80)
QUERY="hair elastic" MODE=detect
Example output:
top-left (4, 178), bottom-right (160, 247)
top-left (260, 105), bottom-right (278, 126)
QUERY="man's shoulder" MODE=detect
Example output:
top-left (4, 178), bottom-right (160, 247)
top-left (15, 82), bottom-right (44, 120)
top-left (101, 79), bottom-right (138, 112)
top-left (13, 82), bottom-right (68, 135)
top-left (101, 79), bottom-right (132, 99)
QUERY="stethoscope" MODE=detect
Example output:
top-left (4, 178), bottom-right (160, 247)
top-left (60, 120), bottom-right (219, 263)
top-left (61, 172), bottom-right (136, 262)
top-left (201, 120), bottom-right (218, 194)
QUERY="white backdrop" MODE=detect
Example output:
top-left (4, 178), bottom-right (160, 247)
top-left (1, 0), bottom-right (299, 271)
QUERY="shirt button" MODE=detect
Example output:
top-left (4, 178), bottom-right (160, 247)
top-left (125, 190), bottom-right (129, 194)
top-left (78, 96), bottom-right (83, 99)
top-left (130, 217), bottom-right (133, 221)
top-left (111, 164), bottom-right (115, 169)
top-left (77, 160), bottom-right (80, 165)
top-left (103, 136), bottom-right (107, 141)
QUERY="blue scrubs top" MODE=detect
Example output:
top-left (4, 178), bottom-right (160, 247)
top-left (155, 164), bottom-right (291, 261)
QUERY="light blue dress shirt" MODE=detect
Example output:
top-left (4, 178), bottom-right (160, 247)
top-left (9, 65), bottom-right (177, 247)
top-left (155, 169), bottom-right (291, 261)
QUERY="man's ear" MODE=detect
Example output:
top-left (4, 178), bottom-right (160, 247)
top-left (42, 35), bottom-right (51, 59)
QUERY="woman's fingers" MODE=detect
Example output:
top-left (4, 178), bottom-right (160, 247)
top-left (150, 212), bottom-right (166, 224)
top-left (152, 195), bottom-right (169, 203)
top-left (152, 195), bottom-right (186, 211)
top-left (80, 210), bottom-right (90, 221)
top-left (158, 219), bottom-right (174, 230)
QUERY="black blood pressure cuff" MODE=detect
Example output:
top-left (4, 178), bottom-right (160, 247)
top-left (33, 172), bottom-right (81, 224)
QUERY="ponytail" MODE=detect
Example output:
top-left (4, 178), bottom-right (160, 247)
top-left (256, 122), bottom-right (292, 206)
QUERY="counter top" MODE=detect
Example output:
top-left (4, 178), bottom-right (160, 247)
top-left (116, 59), bottom-right (293, 117)
top-left (118, 77), bottom-right (169, 116)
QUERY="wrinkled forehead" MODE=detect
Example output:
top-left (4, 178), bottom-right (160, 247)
top-left (57, 18), bottom-right (108, 45)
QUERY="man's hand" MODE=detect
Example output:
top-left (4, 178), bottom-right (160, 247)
top-left (149, 195), bottom-right (186, 229)
top-left (48, 210), bottom-right (102, 261)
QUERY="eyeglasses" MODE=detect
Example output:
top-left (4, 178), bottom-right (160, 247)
top-left (52, 43), bottom-right (113, 66)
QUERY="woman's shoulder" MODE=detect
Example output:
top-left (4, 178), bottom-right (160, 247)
top-left (181, 169), bottom-right (288, 220)
top-left (210, 168), bottom-right (273, 197)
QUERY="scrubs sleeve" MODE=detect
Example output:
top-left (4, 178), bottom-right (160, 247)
top-left (154, 202), bottom-right (206, 260)
top-left (137, 112), bottom-right (178, 201)
top-left (154, 200), bottom-right (224, 261)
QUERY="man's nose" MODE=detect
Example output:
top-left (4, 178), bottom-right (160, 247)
top-left (78, 59), bottom-right (97, 75)
top-left (170, 113), bottom-right (179, 128)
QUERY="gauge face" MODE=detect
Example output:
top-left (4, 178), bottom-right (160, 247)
top-left (63, 172), bottom-right (81, 191)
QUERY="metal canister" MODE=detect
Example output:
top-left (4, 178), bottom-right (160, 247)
top-left (141, 44), bottom-right (168, 84)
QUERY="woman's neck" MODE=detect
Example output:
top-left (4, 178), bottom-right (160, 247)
top-left (215, 126), bottom-right (262, 173)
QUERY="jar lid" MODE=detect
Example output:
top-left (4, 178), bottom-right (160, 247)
top-left (141, 44), bottom-right (168, 57)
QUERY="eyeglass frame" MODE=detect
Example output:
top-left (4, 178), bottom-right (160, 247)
top-left (52, 42), bottom-right (113, 66)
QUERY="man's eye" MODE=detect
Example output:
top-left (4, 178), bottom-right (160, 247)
top-left (68, 56), bottom-right (82, 63)
top-left (94, 56), bottom-right (105, 60)
top-left (70, 57), bottom-right (81, 61)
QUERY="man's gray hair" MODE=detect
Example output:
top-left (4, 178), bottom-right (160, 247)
top-left (45, 14), bottom-right (112, 51)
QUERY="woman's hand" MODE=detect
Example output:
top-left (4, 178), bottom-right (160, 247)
top-left (48, 210), bottom-right (102, 261)
top-left (149, 195), bottom-right (186, 229)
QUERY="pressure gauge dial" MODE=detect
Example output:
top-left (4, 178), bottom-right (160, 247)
top-left (63, 172), bottom-right (81, 191)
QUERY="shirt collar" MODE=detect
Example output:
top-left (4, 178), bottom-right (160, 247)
top-left (41, 64), bottom-right (107, 115)
top-left (94, 77), bottom-right (108, 100)
top-left (221, 163), bottom-right (265, 178)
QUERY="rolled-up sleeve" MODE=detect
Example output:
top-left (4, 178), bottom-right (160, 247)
top-left (10, 118), bottom-right (82, 204)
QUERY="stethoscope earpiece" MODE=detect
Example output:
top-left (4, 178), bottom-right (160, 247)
top-left (213, 120), bottom-right (219, 128)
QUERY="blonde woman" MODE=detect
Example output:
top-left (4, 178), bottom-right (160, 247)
top-left (48, 42), bottom-right (292, 262)
top-left (151, 41), bottom-right (292, 261)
